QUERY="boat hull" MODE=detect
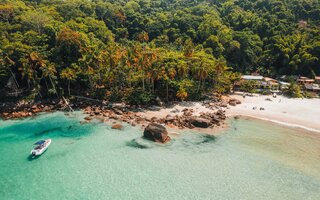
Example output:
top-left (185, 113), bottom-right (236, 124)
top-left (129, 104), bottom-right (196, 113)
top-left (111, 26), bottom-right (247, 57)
top-left (31, 139), bottom-right (51, 156)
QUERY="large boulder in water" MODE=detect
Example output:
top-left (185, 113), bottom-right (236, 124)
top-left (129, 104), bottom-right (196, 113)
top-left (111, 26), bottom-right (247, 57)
top-left (189, 117), bottom-right (211, 128)
top-left (143, 123), bottom-right (171, 143)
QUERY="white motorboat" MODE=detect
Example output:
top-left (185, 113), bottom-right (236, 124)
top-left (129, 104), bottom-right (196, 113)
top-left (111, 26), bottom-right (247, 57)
top-left (31, 139), bottom-right (51, 157)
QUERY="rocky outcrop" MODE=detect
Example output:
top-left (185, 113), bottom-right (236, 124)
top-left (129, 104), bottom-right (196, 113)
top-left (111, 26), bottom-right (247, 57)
top-left (0, 101), bottom-right (60, 120)
top-left (164, 114), bottom-right (175, 123)
top-left (92, 105), bottom-right (226, 129)
top-left (228, 99), bottom-right (241, 106)
top-left (113, 108), bottom-right (123, 115)
top-left (189, 117), bottom-right (211, 128)
top-left (202, 98), bottom-right (230, 110)
top-left (143, 123), bottom-right (171, 143)
top-left (0, 97), bottom-right (230, 132)
top-left (0, 95), bottom-right (231, 131)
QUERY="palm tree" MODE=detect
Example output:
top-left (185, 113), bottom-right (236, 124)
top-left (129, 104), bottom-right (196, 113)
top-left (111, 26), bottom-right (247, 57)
top-left (60, 65), bottom-right (77, 96)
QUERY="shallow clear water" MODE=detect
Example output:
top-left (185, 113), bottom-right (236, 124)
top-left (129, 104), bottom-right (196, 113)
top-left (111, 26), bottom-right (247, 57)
top-left (0, 112), bottom-right (319, 200)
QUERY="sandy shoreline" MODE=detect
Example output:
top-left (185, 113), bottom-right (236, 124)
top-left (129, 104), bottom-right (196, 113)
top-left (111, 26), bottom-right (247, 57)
top-left (136, 101), bottom-right (230, 135)
top-left (1, 93), bottom-right (319, 134)
top-left (226, 94), bottom-right (320, 133)
top-left (137, 94), bottom-right (320, 134)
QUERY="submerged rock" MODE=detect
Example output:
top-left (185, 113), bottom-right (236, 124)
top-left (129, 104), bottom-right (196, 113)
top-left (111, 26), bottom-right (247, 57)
top-left (126, 138), bottom-right (153, 149)
top-left (111, 124), bottom-right (124, 130)
top-left (143, 123), bottom-right (171, 143)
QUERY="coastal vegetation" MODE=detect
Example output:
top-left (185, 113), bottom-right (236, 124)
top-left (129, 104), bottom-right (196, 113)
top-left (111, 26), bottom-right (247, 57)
top-left (0, 0), bottom-right (319, 103)
top-left (284, 82), bottom-right (303, 98)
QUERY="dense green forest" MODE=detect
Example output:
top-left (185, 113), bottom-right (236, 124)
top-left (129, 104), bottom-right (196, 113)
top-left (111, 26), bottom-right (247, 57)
top-left (0, 0), bottom-right (319, 103)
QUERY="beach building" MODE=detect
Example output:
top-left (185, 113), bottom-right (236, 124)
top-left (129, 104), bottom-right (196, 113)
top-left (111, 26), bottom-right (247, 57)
top-left (279, 81), bottom-right (290, 90)
top-left (235, 75), bottom-right (280, 93)
top-left (241, 75), bottom-right (264, 81)
top-left (263, 77), bottom-right (278, 84)
top-left (234, 75), bottom-right (263, 90)
top-left (262, 77), bottom-right (279, 91)
top-left (304, 83), bottom-right (320, 92)
top-left (297, 76), bottom-right (314, 84)
top-left (279, 75), bottom-right (299, 82)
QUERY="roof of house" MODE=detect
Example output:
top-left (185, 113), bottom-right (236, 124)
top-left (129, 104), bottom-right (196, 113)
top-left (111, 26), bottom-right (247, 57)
top-left (298, 78), bottom-right (314, 82)
top-left (263, 77), bottom-right (278, 82)
top-left (241, 75), bottom-right (264, 80)
top-left (315, 76), bottom-right (320, 80)
top-left (279, 81), bottom-right (290, 85)
top-left (299, 76), bottom-right (308, 79)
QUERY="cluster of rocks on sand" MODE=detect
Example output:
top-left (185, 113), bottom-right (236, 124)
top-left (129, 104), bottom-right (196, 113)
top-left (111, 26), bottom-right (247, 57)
top-left (0, 96), bottom-right (242, 144)
top-left (0, 100), bottom-right (64, 120)
top-left (82, 105), bottom-right (227, 130)
top-left (82, 102), bottom-right (233, 144)
top-left (202, 98), bottom-right (241, 109)
top-left (0, 98), bottom-right (110, 120)
top-left (162, 108), bottom-right (227, 129)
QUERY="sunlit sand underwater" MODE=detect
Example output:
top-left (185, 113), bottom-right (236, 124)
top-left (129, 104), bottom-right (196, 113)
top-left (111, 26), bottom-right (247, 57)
top-left (0, 112), bottom-right (319, 200)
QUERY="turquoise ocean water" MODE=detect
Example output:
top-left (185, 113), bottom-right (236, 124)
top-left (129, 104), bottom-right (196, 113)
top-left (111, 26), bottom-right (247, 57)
top-left (0, 112), bottom-right (319, 200)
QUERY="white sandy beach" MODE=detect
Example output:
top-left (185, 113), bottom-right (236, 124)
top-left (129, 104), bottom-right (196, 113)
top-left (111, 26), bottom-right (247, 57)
top-left (227, 94), bottom-right (320, 133)
top-left (138, 101), bottom-right (212, 119)
top-left (137, 94), bottom-right (320, 133)
top-left (136, 101), bottom-right (225, 134)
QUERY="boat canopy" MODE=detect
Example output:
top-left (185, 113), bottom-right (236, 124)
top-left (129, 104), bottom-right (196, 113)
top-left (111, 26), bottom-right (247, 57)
top-left (34, 140), bottom-right (46, 145)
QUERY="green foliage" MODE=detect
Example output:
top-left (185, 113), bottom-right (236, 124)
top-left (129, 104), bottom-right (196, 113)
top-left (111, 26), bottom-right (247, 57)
top-left (176, 79), bottom-right (194, 101)
top-left (284, 83), bottom-right (303, 98)
top-left (304, 91), bottom-right (318, 99)
top-left (239, 80), bottom-right (257, 93)
top-left (124, 88), bottom-right (153, 105)
top-left (0, 0), bottom-right (319, 102)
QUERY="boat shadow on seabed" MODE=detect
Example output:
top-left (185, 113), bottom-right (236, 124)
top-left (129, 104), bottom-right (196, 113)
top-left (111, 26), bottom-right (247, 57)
top-left (27, 154), bottom-right (42, 161)
top-left (27, 147), bottom-right (50, 161)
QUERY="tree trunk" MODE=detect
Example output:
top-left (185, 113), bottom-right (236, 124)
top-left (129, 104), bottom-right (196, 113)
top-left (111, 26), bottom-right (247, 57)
top-left (152, 79), bottom-right (155, 94)
top-left (38, 90), bottom-right (42, 98)
top-left (9, 69), bottom-right (20, 89)
top-left (166, 82), bottom-right (169, 102)
top-left (45, 78), bottom-right (49, 92)
top-left (202, 78), bottom-right (206, 91)
top-left (49, 76), bottom-right (59, 99)
top-left (68, 80), bottom-right (71, 96)
top-left (198, 75), bottom-right (202, 92)
top-left (142, 77), bottom-right (145, 91)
